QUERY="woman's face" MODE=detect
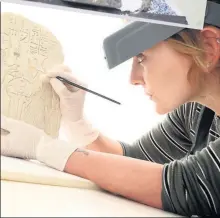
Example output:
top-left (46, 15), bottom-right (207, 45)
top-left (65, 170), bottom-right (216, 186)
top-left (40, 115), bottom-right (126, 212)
top-left (130, 41), bottom-right (197, 114)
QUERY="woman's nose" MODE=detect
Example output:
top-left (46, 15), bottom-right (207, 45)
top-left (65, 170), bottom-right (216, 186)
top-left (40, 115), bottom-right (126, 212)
top-left (129, 57), bottom-right (145, 85)
top-left (129, 65), bottom-right (145, 86)
top-left (130, 76), bottom-right (144, 85)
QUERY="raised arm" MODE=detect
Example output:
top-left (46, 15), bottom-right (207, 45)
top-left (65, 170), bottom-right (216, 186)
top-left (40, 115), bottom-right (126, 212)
top-left (88, 103), bottom-right (194, 165)
top-left (43, 65), bottom-right (124, 155)
top-left (43, 65), bottom-right (193, 161)
top-left (87, 103), bottom-right (192, 160)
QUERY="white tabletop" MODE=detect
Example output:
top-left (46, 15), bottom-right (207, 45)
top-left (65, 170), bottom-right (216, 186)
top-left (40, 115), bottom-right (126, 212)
top-left (2, 180), bottom-right (182, 217)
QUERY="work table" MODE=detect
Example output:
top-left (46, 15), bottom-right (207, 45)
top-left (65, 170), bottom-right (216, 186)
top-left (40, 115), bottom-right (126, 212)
top-left (2, 180), bottom-right (182, 217)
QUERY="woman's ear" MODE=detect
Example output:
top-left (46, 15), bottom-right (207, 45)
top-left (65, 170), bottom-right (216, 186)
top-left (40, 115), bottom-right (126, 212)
top-left (200, 26), bottom-right (220, 72)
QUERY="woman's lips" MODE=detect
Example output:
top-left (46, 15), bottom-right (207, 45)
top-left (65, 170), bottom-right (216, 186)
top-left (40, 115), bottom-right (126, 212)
top-left (145, 90), bottom-right (152, 96)
top-left (144, 90), bottom-right (153, 99)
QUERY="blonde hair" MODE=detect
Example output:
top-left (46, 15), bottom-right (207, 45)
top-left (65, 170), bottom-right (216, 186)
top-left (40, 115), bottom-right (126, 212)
top-left (167, 28), bottom-right (220, 85)
top-left (168, 30), bottom-right (206, 68)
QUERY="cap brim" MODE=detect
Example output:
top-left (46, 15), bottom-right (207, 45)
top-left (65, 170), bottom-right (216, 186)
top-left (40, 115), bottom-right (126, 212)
top-left (103, 22), bottom-right (183, 69)
top-left (103, 1), bottom-right (220, 69)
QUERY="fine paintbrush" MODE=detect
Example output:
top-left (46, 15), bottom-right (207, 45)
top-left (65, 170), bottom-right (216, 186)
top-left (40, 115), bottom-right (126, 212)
top-left (56, 76), bottom-right (121, 105)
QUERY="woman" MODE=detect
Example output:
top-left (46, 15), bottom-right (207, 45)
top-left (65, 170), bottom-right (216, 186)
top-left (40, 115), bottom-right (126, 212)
top-left (1, 0), bottom-right (220, 216)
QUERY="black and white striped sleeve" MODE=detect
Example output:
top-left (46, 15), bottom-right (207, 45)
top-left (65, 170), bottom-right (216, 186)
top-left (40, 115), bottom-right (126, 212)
top-left (120, 105), bottom-right (193, 164)
top-left (162, 138), bottom-right (220, 216)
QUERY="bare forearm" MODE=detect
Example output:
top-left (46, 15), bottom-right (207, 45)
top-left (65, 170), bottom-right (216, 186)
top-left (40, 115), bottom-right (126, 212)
top-left (85, 134), bottom-right (123, 155)
top-left (64, 148), bottom-right (163, 209)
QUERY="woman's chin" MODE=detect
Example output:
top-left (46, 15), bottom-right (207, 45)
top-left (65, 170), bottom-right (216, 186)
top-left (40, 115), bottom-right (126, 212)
top-left (154, 103), bottom-right (172, 115)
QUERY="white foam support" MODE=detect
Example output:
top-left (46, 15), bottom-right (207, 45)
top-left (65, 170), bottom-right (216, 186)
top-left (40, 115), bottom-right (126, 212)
top-left (1, 155), bottom-right (100, 190)
top-left (2, 179), bottom-right (183, 217)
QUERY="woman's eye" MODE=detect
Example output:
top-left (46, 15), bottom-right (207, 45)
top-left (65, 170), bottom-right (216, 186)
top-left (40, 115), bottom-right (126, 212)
top-left (137, 54), bottom-right (145, 64)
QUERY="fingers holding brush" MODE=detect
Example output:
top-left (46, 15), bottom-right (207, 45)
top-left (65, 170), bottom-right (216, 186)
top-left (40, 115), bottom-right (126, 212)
top-left (41, 64), bottom-right (87, 92)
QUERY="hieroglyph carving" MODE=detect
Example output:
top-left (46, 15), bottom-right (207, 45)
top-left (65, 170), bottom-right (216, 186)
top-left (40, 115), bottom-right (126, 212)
top-left (1, 13), bottom-right (64, 137)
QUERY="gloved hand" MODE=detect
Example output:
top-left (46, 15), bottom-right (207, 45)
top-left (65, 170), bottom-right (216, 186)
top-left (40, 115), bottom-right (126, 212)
top-left (42, 65), bottom-right (99, 147)
top-left (1, 115), bottom-right (77, 171)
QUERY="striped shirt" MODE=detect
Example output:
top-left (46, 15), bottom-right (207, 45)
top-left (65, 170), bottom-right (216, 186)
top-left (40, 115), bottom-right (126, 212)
top-left (120, 102), bottom-right (220, 217)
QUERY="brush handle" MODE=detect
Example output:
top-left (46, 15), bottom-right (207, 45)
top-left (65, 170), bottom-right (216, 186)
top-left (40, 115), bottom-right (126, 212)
top-left (56, 76), bottom-right (121, 105)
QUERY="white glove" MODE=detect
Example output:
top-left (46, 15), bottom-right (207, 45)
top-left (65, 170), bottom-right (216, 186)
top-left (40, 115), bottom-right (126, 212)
top-left (42, 65), bottom-right (99, 147)
top-left (1, 115), bottom-right (77, 171)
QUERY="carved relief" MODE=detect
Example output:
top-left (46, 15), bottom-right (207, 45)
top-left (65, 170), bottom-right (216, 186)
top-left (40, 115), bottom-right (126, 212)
top-left (1, 13), bottom-right (64, 138)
